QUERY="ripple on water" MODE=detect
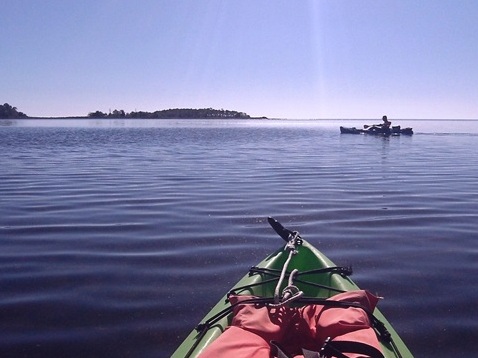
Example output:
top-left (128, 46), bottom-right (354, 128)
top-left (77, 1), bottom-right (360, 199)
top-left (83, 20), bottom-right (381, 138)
top-left (1, 121), bottom-right (478, 357)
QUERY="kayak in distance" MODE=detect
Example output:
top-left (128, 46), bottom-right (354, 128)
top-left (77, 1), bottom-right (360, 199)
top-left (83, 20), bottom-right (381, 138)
top-left (172, 217), bottom-right (413, 358)
top-left (340, 126), bottom-right (413, 136)
top-left (340, 115), bottom-right (413, 136)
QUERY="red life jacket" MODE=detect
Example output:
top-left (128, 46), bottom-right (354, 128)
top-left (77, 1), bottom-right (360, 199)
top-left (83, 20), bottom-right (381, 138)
top-left (198, 290), bottom-right (383, 358)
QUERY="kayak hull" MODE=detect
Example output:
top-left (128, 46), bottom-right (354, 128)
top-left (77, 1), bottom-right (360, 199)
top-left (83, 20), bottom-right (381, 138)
top-left (340, 126), bottom-right (413, 136)
top-left (172, 239), bottom-right (413, 357)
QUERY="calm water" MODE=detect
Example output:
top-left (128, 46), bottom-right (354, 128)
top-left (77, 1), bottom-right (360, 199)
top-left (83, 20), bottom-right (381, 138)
top-left (1, 119), bottom-right (477, 357)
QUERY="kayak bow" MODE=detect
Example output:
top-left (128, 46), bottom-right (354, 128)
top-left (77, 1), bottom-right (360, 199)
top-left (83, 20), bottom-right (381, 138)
top-left (172, 218), bottom-right (413, 358)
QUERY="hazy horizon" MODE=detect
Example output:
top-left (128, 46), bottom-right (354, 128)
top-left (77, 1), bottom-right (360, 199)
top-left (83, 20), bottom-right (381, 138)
top-left (2, 1), bottom-right (477, 119)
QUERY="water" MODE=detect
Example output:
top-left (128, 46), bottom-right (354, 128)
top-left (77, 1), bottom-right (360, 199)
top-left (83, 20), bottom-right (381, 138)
top-left (1, 119), bottom-right (477, 357)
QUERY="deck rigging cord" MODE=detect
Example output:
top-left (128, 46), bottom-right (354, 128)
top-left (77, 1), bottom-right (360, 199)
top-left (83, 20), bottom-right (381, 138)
top-left (272, 229), bottom-right (304, 306)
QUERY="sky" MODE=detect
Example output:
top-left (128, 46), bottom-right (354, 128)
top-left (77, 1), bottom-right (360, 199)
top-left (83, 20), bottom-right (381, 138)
top-left (1, 0), bottom-right (478, 119)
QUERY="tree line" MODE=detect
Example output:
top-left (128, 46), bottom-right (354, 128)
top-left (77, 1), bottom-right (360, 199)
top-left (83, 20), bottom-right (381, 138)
top-left (0, 103), bottom-right (28, 119)
top-left (1, 103), bottom-right (260, 120)
top-left (88, 108), bottom-right (253, 119)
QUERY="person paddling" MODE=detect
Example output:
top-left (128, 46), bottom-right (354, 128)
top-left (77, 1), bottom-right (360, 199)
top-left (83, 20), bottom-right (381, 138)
top-left (367, 115), bottom-right (391, 133)
top-left (381, 115), bottom-right (391, 130)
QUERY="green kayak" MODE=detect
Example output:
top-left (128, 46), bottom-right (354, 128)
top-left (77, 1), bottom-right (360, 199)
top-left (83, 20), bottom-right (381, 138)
top-left (172, 218), bottom-right (413, 358)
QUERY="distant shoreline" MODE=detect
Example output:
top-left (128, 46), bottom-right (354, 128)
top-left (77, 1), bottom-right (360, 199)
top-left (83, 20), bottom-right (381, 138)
top-left (9, 116), bottom-right (269, 120)
top-left (0, 104), bottom-right (268, 120)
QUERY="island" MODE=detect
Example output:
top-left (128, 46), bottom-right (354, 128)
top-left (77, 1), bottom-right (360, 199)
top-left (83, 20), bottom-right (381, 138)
top-left (87, 108), bottom-right (258, 119)
top-left (0, 103), bottom-right (28, 119)
top-left (0, 103), bottom-right (266, 120)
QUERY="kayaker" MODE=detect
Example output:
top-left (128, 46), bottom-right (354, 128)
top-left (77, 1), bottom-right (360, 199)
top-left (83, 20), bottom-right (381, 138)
top-left (381, 115), bottom-right (391, 130)
top-left (367, 115), bottom-right (391, 133)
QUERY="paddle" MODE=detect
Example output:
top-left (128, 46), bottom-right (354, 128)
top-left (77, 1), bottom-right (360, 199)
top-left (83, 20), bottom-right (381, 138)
top-left (268, 217), bottom-right (295, 242)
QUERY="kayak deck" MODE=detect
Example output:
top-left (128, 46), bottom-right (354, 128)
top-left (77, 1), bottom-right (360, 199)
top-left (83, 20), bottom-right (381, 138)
top-left (172, 236), bottom-right (412, 357)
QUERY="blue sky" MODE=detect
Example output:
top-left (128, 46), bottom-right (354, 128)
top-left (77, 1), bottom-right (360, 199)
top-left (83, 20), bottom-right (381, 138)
top-left (1, 0), bottom-right (477, 119)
